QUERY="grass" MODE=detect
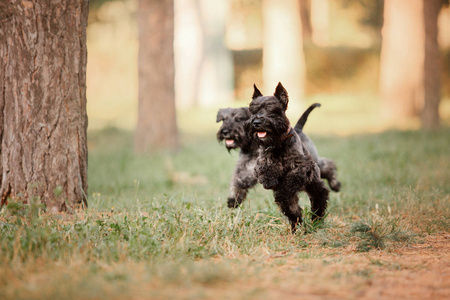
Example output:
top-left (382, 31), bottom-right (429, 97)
top-left (1, 97), bottom-right (449, 299)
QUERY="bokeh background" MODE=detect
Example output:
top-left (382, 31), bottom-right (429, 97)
top-left (86, 0), bottom-right (450, 137)
top-left (2, 3), bottom-right (450, 298)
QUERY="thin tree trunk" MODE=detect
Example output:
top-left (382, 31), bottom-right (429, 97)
top-left (263, 0), bottom-right (305, 102)
top-left (0, 0), bottom-right (89, 211)
top-left (299, 0), bottom-right (312, 43)
top-left (422, 0), bottom-right (442, 130)
top-left (310, 0), bottom-right (329, 46)
top-left (135, 0), bottom-right (178, 153)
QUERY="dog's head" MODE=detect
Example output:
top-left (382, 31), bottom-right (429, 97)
top-left (216, 107), bottom-right (251, 150)
top-left (245, 82), bottom-right (291, 146)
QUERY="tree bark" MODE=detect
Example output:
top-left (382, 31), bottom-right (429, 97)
top-left (135, 0), bottom-right (178, 153)
top-left (263, 0), bottom-right (305, 102)
top-left (422, 0), bottom-right (442, 130)
top-left (0, 0), bottom-right (89, 211)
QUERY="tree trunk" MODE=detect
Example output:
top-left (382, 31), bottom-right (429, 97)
top-left (422, 0), bottom-right (442, 130)
top-left (299, 0), bottom-right (312, 43)
top-left (0, 0), bottom-right (89, 211)
top-left (263, 0), bottom-right (305, 102)
top-left (380, 0), bottom-right (425, 119)
top-left (380, 0), bottom-right (443, 129)
top-left (135, 0), bottom-right (178, 153)
top-left (310, 0), bottom-right (329, 46)
top-left (174, 0), bottom-right (233, 107)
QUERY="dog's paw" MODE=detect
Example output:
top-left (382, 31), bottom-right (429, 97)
top-left (259, 177), bottom-right (279, 190)
top-left (329, 180), bottom-right (341, 192)
top-left (227, 197), bottom-right (240, 208)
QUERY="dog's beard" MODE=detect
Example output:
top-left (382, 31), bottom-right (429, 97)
top-left (224, 138), bottom-right (240, 150)
top-left (219, 137), bottom-right (239, 150)
top-left (225, 139), bottom-right (235, 147)
top-left (257, 132), bottom-right (267, 139)
top-left (250, 120), bottom-right (289, 146)
top-left (253, 131), bottom-right (277, 146)
top-left (252, 130), bottom-right (279, 146)
top-left (217, 131), bottom-right (247, 150)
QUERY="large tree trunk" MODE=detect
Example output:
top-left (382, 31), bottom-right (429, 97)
top-left (263, 0), bottom-right (305, 102)
top-left (422, 0), bottom-right (442, 130)
top-left (135, 0), bottom-right (178, 153)
top-left (0, 0), bottom-right (89, 211)
top-left (380, 0), bottom-right (443, 129)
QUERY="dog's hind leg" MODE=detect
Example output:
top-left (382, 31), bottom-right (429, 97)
top-left (318, 158), bottom-right (341, 192)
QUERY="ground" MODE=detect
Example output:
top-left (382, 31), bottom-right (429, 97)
top-left (2, 231), bottom-right (448, 300)
top-left (1, 98), bottom-right (449, 299)
top-left (129, 233), bottom-right (449, 300)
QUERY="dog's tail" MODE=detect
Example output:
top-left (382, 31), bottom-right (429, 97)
top-left (293, 103), bottom-right (321, 131)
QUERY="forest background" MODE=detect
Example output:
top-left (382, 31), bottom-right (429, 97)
top-left (1, 0), bottom-right (449, 299)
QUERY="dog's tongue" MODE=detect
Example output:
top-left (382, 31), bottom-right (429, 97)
top-left (226, 139), bottom-right (234, 146)
top-left (257, 132), bottom-right (267, 138)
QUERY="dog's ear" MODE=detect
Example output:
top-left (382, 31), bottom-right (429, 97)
top-left (216, 109), bottom-right (226, 123)
top-left (274, 82), bottom-right (289, 109)
top-left (252, 84), bottom-right (263, 100)
top-left (242, 107), bottom-right (250, 119)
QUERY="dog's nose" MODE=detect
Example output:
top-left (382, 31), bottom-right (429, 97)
top-left (252, 118), bottom-right (262, 127)
top-left (221, 128), bottom-right (230, 135)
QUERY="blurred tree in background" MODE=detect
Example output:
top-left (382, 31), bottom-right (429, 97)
top-left (342, 0), bottom-right (384, 41)
top-left (380, 0), bottom-right (447, 130)
top-left (299, 0), bottom-right (313, 43)
top-left (0, 0), bottom-right (89, 211)
top-left (263, 0), bottom-right (305, 100)
top-left (422, 0), bottom-right (447, 129)
top-left (85, 0), bottom-right (450, 135)
top-left (134, 0), bottom-right (179, 153)
top-left (174, 0), bottom-right (233, 107)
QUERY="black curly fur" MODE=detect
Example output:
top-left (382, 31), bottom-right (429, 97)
top-left (246, 82), bottom-right (330, 232)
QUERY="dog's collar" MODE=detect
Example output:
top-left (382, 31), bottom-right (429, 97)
top-left (280, 126), bottom-right (294, 142)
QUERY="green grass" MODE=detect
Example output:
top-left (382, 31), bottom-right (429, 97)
top-left (1, 105), bottom-right (449, 299)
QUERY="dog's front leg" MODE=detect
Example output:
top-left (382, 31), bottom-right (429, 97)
top-left (256, 170), bottom-right (280, 190)
top-left (274, 189), bottom-right (303, 233)
top-left (258, 175), bottom-right (279, 190)
top-left (228, 159), bottom-right (258, 208)
top-left (228, 178), bottom-right (257, 208)
top-left (305, 178), bottom-right (329, 221)
top-left (255, 162), bottom-right (283, 190)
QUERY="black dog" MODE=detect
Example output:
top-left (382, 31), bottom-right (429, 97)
top-left (246, 82), bottom-right (330, 232)
top-left (217, 104), bottom-right (320, 208)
